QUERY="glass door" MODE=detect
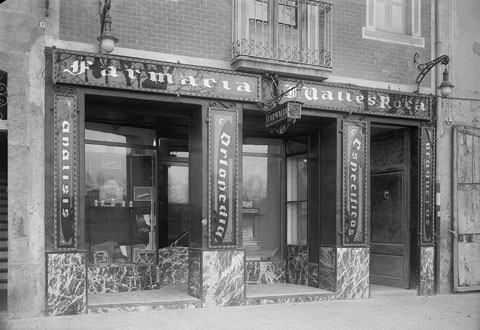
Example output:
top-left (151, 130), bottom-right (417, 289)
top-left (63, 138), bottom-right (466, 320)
top-left (85, 124), bottom-right (157, 265)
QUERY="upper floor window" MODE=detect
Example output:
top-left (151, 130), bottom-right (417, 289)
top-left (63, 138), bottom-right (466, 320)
top-left (363, 0), bottom-right (424, 47)
top-left (232, 0), bottom-right (333, 75)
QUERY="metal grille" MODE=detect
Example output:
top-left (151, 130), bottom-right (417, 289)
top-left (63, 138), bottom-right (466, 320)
top-left (232, 0), bottom-right (332, 67)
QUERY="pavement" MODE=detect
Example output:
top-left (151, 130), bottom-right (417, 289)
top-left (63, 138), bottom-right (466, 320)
top-left (1, 292), bottom-right (479, 330)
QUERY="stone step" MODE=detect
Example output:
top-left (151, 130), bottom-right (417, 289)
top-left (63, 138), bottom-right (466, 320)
top-left (0, 231), bottom-right (6, 238)
top-left (0, 251), bottom-right (7, 259)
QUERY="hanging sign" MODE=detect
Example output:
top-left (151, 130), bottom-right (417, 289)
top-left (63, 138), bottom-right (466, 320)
top-left (208, 108), bottom-right (239, 248)
top-left (420, 126), bottom-right (435, 245)
top-left (54, 94), bottom-right (77, 249)
top-left (52, 49), bottom-right (261, 102)
top-left (343, 121), bottom-right (367, 246)
top-left (279, 79), bottom-right (432, 120)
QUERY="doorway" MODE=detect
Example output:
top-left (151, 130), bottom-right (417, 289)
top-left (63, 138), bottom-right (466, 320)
top-left (370, 125), bottom-right (417, 289)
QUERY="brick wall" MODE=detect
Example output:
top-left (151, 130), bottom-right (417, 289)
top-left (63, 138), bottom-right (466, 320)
top-left (60, 0), bottom-right (233, 61)
top-left (59, 0), bottom-right (432, 86)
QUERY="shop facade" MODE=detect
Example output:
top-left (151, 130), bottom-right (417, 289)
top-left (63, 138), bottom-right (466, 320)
top-left (44, 47), bottom-right (437, 315)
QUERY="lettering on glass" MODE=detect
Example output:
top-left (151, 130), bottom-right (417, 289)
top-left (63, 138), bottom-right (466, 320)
top-left (420, 127), bottom-right (435, 244)
top-left (208, 108), bottom-right (238, 248)
top-left (54, 95), bottom-right (77, 249)
top-left (343, 121), bottom-right (367, 246)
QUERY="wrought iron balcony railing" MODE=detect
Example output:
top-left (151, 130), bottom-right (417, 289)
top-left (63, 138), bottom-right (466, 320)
top-left (232, 0), bottom-right (332, 69)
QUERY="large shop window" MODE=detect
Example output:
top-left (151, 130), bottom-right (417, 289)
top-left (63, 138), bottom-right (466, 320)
top-left (242, 138), bottom-right (283, 261)
top-left (85, 124), bottom-right (156, 265)
top-left (363, 0), bottom-right (424, 47)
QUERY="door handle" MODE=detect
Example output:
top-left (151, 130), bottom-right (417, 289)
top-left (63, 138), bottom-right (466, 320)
top-left (449, 230), bottom-right (457, 236)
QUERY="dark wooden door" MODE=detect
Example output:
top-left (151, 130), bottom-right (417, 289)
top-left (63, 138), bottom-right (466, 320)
top-left (370, 171), bottom-right (410, 287)
top-left (370, 128), bottom-right (410, 288)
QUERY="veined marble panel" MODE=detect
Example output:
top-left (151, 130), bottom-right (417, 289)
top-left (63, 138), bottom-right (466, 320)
top-left (246, 293), bottom-right (334, 306)
top-left (202, 250), bottom-right (245, 307)
top-left (188, 249), bottom-right (202, 299)
top-left (47, 252), bottom-right (86, 316)
top-left (336, 248), bottom-right (369, 300)
top-left (419, 246), bottom-right (435, 296)
top-left (285, 245), bottom-right (308, 285)
top-left (88, 264), bottom-right (159, 294)
top-left (88, 301), bottom-right (201, 313)
top-left (319, 247), bottom-right (336, 292)
top-left (246, 261), bottom-right (285, 284)
top-left (158, 247), bottom-right (189, 284)
top-left (307, 262), bottom-right (319, 288)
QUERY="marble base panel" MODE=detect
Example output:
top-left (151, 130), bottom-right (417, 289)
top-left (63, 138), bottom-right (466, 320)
top-left (88, 264), bottom-right (160, 294)
top-left (285, 245), bottom-right (308, 285)
top-left (158, 247), bottom-right (189, 284)
top-left (47, 252), bottom-right (87, 316)
top-left (246, 261), bottom-right (285, 284)
top-left (318, 247), bottom-right (336, 292)
top-left (88, 301), bottom-right (201, 313)
top-left (419, 246), bottom-right (435, 296)
top-left (189, 249), bottom-right (245, 307)
top-left (307, 262), bottom-right (319, 288)
top-left (246, 293), bottom-right (334, 306)
top-left (318, 247), bottom-right (370, 300)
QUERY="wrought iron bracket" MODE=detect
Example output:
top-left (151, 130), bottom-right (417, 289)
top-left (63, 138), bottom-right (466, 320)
top-left (259, 74), bottom-right (304, 111)
top-left (414, 53), bottom-right (450, 93)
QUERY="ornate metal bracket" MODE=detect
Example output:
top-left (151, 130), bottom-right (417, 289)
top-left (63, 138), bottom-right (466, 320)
top-left (259, 74), bottom-right (304, 111)
top-left (414, 53), bottom-right (451, 93)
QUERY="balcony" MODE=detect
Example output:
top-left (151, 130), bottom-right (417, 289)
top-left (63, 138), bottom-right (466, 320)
top-left (232, 0), bottom-right (332, 80)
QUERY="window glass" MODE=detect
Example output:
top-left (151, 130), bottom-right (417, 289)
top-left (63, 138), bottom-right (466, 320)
top-left (286, 154), bottom-right (307, 245)
top-left (242, 138), bottom-right (283, 261)
top-left (86, 144), bottom-right (156, 265)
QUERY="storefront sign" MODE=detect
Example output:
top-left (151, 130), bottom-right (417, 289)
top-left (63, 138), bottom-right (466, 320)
top-left (265, 101), bottom-right (302, 127)
top-left (279, 79), bottom-right (432, 120)
top-left (54, 94), bottom-right (77, 249)
top-left (420, 127), bottom-right (435, 245)
top-left (208, 108), bottom-right (239, 248)
top-left (52, 49), bottom-right (261, 102)
top-left (343, 121), bottom-right (367, 246)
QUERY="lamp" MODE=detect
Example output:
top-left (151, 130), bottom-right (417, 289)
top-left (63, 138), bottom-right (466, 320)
top-left (414, 53), bottom-right (454, 97)
top-left (97, 0), bottom-right (119, 53)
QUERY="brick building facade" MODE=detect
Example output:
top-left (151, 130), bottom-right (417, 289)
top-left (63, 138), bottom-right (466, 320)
top-left (0, 0), bottom-right (478, 320)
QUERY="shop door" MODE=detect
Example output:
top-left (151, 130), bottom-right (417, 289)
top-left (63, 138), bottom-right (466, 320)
top-left (370, 128), bottom-right (410, 288)
top-left (453, 126), bottom-right (480, 292)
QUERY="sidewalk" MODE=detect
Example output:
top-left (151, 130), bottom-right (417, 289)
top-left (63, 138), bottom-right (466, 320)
top-left (2, 293), bottom-right (480, 330)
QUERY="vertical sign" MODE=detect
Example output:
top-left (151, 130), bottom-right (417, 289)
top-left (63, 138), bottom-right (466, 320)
top-left (0, 70), bottom-right (6, 120)
top-left (420, 126), bottom-right (435, 245)
top-left (54, 94), bottom-right (77, 249)
top-left (208, 108), bottom-right (238, 248)
top-left (343, 121), bottom-right (368, 246)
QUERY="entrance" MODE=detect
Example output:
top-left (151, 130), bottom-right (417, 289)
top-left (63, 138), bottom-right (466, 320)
top-left (370, 126), bottom-right (414, 288)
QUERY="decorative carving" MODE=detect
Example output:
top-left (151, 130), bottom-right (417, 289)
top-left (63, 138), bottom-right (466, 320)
top-left (370, 136), bottom-right (404, 169)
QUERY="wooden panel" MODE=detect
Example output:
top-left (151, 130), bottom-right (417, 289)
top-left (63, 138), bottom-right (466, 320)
top-left (457, 188), bottom-right (480, 234)
top-left (453, 125), bottom-right (480, 292)
top-left (457, 242), bottom-right (480, 287)
top-left (474, 136), bottom-right (480, 182)
top-left (457, 132), bottom-right (473, 183)
top-left (371, 172), bottom-right (403, 244)
top-left (371, 254), bottom-right (404, 277)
